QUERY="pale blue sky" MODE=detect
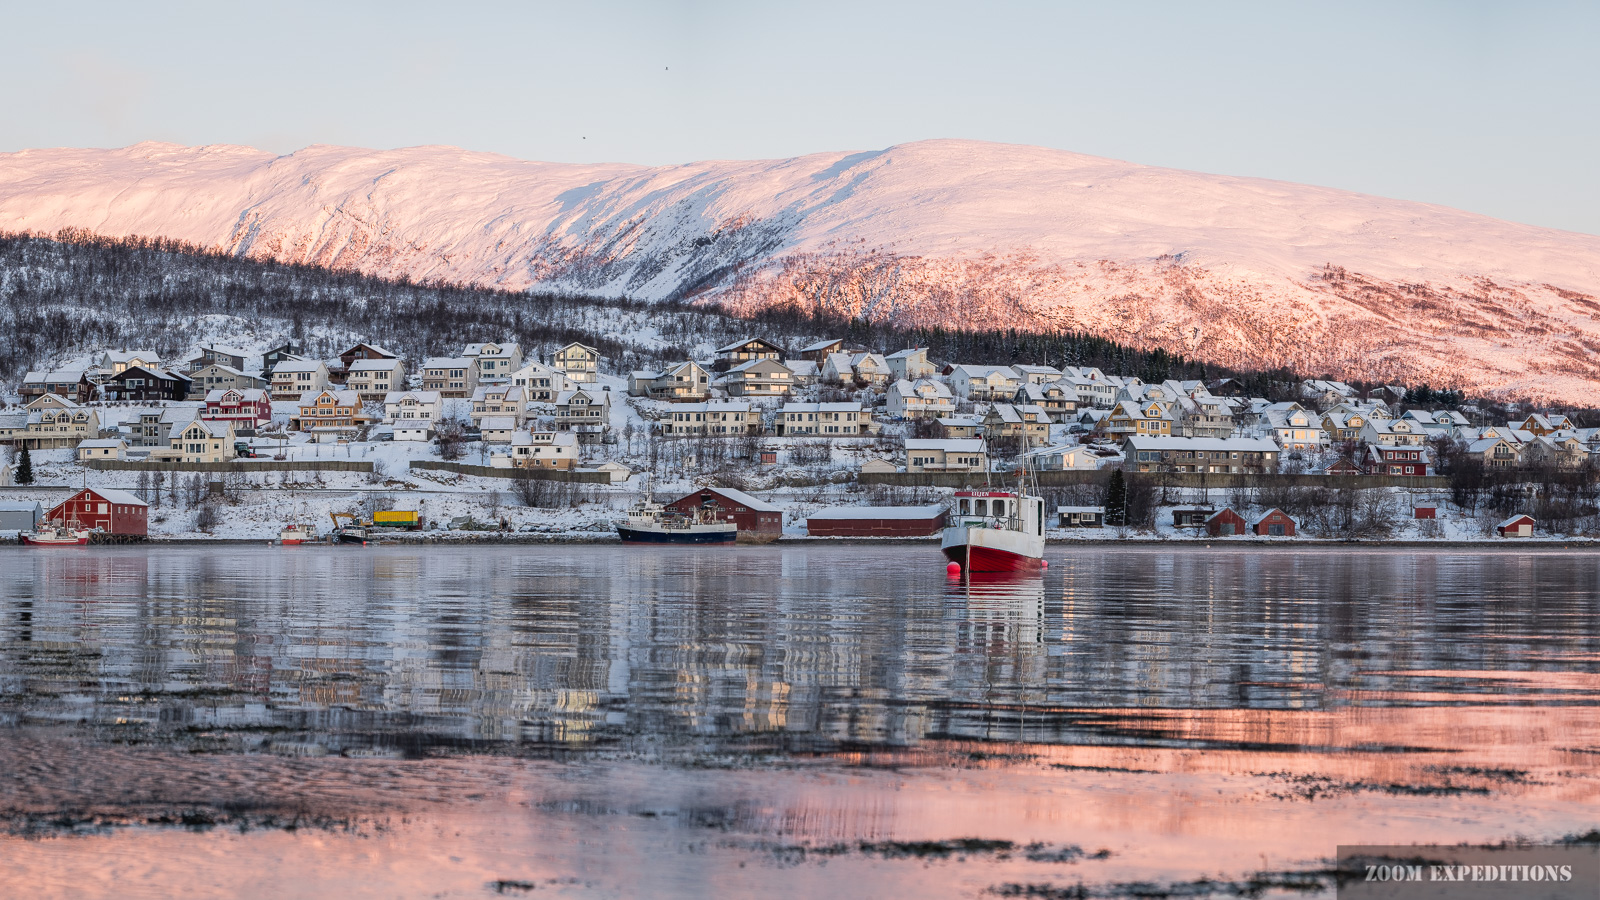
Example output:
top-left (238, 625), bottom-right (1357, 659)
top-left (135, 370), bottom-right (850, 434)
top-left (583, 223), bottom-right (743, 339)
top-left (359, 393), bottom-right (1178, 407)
top-left (5, 1), bottom-right (1598, 233)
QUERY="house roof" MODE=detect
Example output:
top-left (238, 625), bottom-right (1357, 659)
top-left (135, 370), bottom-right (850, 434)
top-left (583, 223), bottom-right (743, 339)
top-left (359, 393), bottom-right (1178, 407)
top-left (885, 347), bottom-right (927, 360)
top-left (1248, 509), bottom-right (1294, 528)
top-left (1205, 508), bottom-right (1244, 523)
top-left (424, 356), bottom-right (473, 369)
top-left (726, 359), bottom-right (792, 375)
top-left (83, 487), bottom-right (148, 507)
top-left (1498, 514), bottom-right (1536, 528)
top-left (77, 439), bottom-right (127, 449)
top-left (341, 342), bottom-right (397, 358)
top-left (384, 390), bottom-right (440, 404)
top-left (478, 416), bottom-right (517, 430)
top-left (273, 360), bottom-right (326, 374)
top-left (799, 338), bottom-right (842, 353)
top-left (674, 400), bottom-right (752, 413)
top-left (300, 389), bottom-right (362, 405)
top-left (471, 384), bottom-right (525, 402)
top-left (685, 486), bottom-right (781, 512)
top-left (715, 337), bottom-right (783, 354)
top-left (205, 388), bottom-right (268, 403)
top-left (782, 402), bottom-right (863, 413)
top-left (905, 438), bottom-right (985, 452)
top-left (1123, 436), bottom-right (1279, 452)
top-left (1056, 506), bottom-right (1105, 514)
top-left (511, 430), bottom-right (579, 447)
top-left (348, 358), bottom-right (403, 372)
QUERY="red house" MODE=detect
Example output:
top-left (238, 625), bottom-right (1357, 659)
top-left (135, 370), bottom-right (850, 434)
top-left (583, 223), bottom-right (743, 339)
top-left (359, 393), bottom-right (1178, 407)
top-left (47, 488), bottom-right (149, 536)
top-left (1412, 504), bottom-right (1437, 520)
top-left (1497, 514), bottom-right (1536, 538)
top-left (1323, 458), bottom-right (1361, 476)
top-left (806, 504), bottom-right (946, 537)
top-left (663, 487), bottom-right (783, 543)
top-left (1250, 508), bottom-right (1297, 537)
top-left (204, 388), bottom-right (274, 433)
top-left (1204, 508), bottom-right (1248, 537)
top-left (1363, 445), bottom-right (1432, 477)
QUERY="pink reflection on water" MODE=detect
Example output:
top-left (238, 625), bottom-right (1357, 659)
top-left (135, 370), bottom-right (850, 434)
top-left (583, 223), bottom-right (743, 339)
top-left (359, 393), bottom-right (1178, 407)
top-left (2, 694), bottom-right (1597, 899)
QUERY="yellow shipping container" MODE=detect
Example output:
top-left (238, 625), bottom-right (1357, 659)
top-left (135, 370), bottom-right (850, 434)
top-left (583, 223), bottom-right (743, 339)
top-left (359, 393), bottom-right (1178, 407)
top-left (373, 510), bottom-right (418, 527)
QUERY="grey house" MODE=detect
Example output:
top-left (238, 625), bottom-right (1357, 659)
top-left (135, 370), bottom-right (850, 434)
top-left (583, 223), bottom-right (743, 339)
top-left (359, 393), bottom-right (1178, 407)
top-left (0, 501), bottom-right (43, 531)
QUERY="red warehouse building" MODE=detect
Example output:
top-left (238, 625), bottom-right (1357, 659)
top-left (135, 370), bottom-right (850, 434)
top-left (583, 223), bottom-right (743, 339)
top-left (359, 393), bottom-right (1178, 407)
top-left (1250, 508), bottom-right (1297, 537)
top-left (47, 488), bottom-right (149, 536)
top-left (806, 504), bottom-right (947, 537)
top-left (1204, 508), bottom-right (1248, 537)
top-left (663, 487), bottom-right (783, 543)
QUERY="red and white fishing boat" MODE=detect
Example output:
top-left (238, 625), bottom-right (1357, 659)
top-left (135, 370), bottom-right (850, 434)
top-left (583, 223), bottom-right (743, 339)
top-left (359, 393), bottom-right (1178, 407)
top-left (20, 522), bottom-right (92, 546)
top-left (941, 488), bottom-right (1047, 573)
top-left (278, 522), bottom-right (316, 545)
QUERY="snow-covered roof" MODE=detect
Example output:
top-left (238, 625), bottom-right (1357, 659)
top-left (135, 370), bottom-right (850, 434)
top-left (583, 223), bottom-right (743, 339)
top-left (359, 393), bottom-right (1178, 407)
top-left (715, 337), bottom-right (780, 354)
top-left (782, 402), bottom-right (863, 413)
top-left (512, 430), bottom-right (579, 448)
top-left (808, 504), bottom-right (946, 520)
top-left (77, 438), bottom-right (127, 448)
top-left (84, 487), bottom-right (147, 507)
top-left (798, 338), bottom-right (842, 353)
top-left (692, 486), bottom-right (781, 512)
top-left (424, 356), bottom-right (472, 369)
top-left (674, 400), bottom-right (751, 413)
top-left (273, 360), bottom-right (325, 374)
top-left (384, 390), bottom-right (440, 404)
top-left (905, 438), bottom-right (985, 452)
top-left (478, 416), bottom-right (517, 431)
top-left (1056, 506), bottom-right (1105, 514)
top-left (348, 358), bottom-right (403, 372)
top-left (1248, 509), bottom-right (1294, 528)
top-left (205, 388), bottom-right (268, 403)
top-left (300, 389), bottom-right (361, 405)
top-left (1122, 436), bottom-right (1280, 452)
top-left (885, 347), bottom-right (927, 359)
top-left (1498, 514), bottom-right (1535, 528)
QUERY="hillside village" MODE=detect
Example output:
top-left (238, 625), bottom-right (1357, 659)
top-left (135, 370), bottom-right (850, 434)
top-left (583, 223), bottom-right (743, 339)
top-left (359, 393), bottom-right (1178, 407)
top-left (1, 332), bottom-right (1595, 542)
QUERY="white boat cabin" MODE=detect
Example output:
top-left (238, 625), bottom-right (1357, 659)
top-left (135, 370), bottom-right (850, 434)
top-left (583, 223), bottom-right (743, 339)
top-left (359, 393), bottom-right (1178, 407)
top-left (950, 490), bottom-right (1045, 536)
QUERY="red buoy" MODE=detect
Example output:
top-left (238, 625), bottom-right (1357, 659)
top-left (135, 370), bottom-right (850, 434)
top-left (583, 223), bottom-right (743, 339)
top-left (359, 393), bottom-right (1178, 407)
top-left (1040, 559), bottom-right (1048, 568)
top-left (946, 561), bottom-right (961, 576)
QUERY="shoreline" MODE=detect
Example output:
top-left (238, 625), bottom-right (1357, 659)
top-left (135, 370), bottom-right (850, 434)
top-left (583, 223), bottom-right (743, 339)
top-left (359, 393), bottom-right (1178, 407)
top-left (9, 534), bottom-right (1597, 550)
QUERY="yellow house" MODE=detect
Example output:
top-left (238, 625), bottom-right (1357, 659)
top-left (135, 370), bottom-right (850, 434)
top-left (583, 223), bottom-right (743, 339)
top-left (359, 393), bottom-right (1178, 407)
top-left (294, 389), bottom-right (370, 430)
top-left (169, 418), bottom-right (237, 463)
top-left (1105, 400), bottom-right (1172, 437)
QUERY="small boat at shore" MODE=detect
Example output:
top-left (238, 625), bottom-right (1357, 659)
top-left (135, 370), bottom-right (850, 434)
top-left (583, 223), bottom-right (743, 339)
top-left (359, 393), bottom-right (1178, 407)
top-left (279, 522), bottom-right (316, 545)
top-left (616, 500), bottom-right (737, 545)
top-left (20, 522), bottom-right (92, 546)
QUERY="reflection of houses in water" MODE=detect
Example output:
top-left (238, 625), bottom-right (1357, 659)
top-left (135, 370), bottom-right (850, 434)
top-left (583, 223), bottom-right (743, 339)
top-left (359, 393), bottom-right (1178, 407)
top-left (2, 546), bottom-right (1596, 756)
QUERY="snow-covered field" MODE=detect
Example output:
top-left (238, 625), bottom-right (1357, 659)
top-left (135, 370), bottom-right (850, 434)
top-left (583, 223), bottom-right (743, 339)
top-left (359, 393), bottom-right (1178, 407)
top-left (3, 140), bottom-right (1600, 398)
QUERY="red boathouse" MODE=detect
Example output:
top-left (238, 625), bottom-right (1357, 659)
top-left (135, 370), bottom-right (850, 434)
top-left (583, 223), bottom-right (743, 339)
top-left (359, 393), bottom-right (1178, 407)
top-left (663, 487), bottom-right (783, 543)
top-left (46, 488), bottom-right (148, 536)
top-left (806, 505), bottom-right (947, 537)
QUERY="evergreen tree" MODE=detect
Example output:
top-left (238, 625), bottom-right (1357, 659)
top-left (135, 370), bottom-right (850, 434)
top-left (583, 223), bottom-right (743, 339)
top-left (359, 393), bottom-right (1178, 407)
top-left (15, 445), bottom-right (33, 485)
top-left (1104, 468), bottom-right (1127, 526)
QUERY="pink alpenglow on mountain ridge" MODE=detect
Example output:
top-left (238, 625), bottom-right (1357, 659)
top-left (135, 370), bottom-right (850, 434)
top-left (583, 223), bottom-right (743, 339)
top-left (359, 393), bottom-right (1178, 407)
top-left (2, 139), bottom-right (1599, 400)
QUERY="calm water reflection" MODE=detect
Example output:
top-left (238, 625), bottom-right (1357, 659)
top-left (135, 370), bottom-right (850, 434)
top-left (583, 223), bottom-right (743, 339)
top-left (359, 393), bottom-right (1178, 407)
top-left (1, 545), bottom-right (1597, 898)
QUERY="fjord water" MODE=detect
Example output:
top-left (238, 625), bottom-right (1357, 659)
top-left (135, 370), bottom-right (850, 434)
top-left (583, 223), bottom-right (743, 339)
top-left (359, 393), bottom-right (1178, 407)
top-left (0, 545), bottom-right (1596, 899)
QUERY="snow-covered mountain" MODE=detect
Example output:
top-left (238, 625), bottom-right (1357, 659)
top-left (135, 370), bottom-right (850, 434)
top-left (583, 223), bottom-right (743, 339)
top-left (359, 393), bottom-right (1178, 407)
top-left (3, 139), bottom-right (1599, 400)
